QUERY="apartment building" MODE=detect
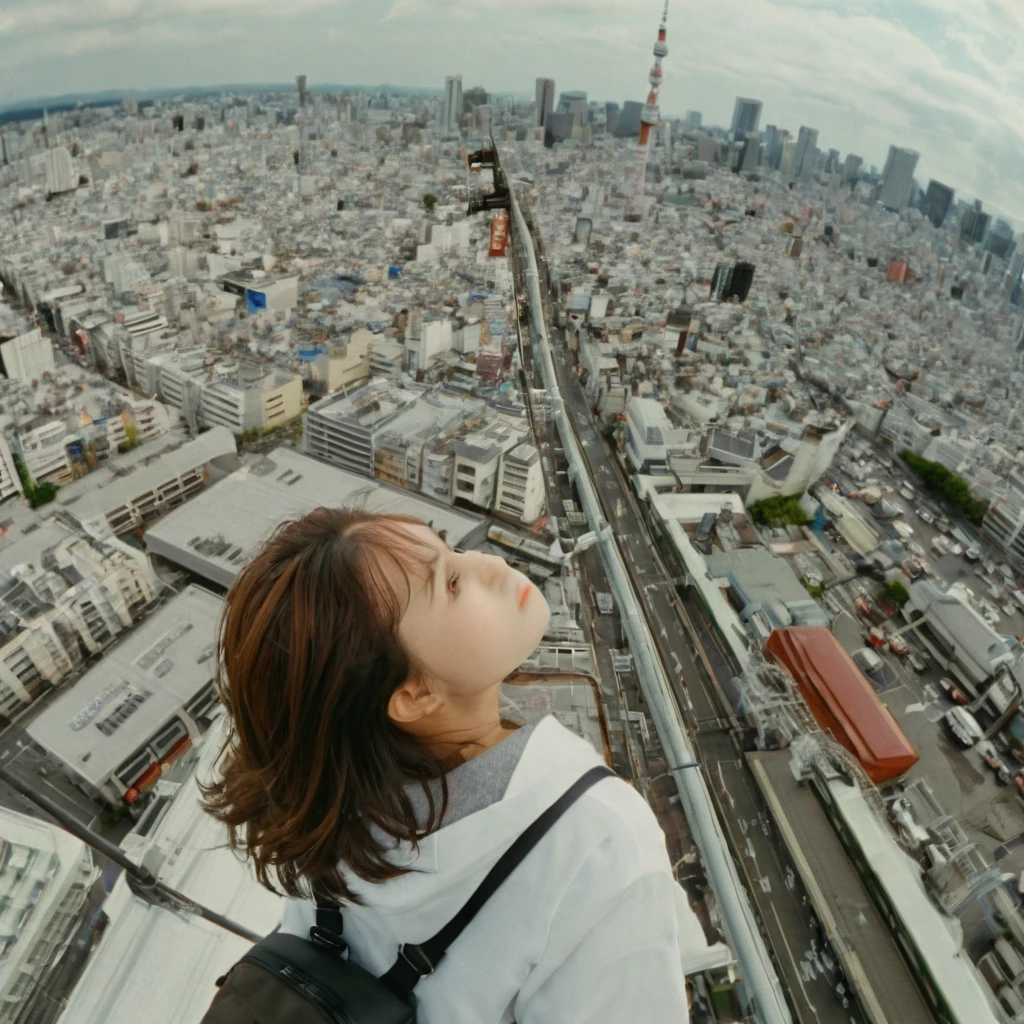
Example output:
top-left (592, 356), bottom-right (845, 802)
top-left (495, 443), bottom-right (545, 524)
top-left (0, 810), bottom-right (100, 1022)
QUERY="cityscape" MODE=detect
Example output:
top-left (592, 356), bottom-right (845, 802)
top-left (1, 1), bottom-right (1024, 1022)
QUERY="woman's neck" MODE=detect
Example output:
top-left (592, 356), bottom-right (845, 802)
top-left (413, 688), bottom-right (517, 763)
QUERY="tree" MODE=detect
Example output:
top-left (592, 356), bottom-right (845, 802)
top-left (899, 450), bottom-right (989, 525)
top-left (748, 494), bottom-right (810, 528)
top-left (884, 580), bottom-right (909, 608)
top-left (423, 193), bottom-right (438, 214)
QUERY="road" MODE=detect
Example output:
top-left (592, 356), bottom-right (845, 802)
top-left (544, 326), bottom-right (863, 1024)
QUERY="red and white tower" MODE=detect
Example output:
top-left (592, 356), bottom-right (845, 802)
top-left (625, 1), bottom-right (669, 222)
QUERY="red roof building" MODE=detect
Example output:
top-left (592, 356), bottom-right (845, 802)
top-left (765, 627), bottom-right (919, 785)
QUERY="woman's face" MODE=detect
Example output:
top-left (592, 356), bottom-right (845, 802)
top-left (390, 523), bottom-right (551, 698)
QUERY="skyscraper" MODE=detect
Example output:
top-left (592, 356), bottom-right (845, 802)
top-left (878, 145), bottom-right (919, 212)
top-left (535, 78), bottom-right (555, 128)
top-left (842, 153), bottom-right (863, 185)
top-left (762, 125), bottom-right (781, 169)
top-left (924, 180), bottom-right (954, 229)
top-left (685, 110), bottom-right (702, 129)
top-left (556, 90), bottom-right (588, 114)
top-left (730, 97), bottom-right (762, 137)
top-left (440, 75), bottom-right (463, 135)
top-left (793, 126), bottom-right (818, 179)
top-left (44, 146), bottom-right (75, 195)
top-left (738, 132), bottom-right (761, 172)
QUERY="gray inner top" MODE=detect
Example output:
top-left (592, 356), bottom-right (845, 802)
top-left (406, 699), bottom-right (538, 831)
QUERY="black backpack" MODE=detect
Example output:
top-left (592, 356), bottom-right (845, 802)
top-left (202, 766), bottom-right (612, 1024)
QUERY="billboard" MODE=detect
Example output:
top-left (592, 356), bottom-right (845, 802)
top-left (488, 210), bottom-right (509, 257)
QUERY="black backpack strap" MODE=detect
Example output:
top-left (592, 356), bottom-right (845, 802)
top-left (310, 883), bottom-right (348, 955)
top-left (380, 764), bottom-right (614, 997)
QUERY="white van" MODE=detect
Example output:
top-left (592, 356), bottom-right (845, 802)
top-left (853, 647), bottom-right (884, 675)
top-left (944, 707), bottom-right (984, 748)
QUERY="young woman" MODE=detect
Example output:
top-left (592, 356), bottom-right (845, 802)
top-left (202, 505), bottom-right (706, 1022)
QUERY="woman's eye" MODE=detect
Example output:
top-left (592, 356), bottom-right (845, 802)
top-left (447, 572), bottom-right (461, 597)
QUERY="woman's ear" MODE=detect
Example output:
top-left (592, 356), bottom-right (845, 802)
top-left (387, 677), bottom-right (441, 725)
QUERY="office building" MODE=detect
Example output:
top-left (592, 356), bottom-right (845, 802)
top-left (614, 101), bottom-right (644, 138)
top-left (736, 132), bottom-right (761, 172)
top-left (878, 145), bottom-right (919, 212)
top-left (535, 78), bottom-right (555, 128)
top-left (44, 146), bottom-right (75, 195)
top-left (986, 219), bottom-right (1015, 260)
top-left (556, 90), bottom-right (587, 115)
top-left (685, 110), bottom-right (702, 129)
top-left (842, 153), bottom-right (863, 185)
top-left (762, 125), bottom-right (782, 169)
top-left (605, 102), bottom-right (620, 135)
top-left (0, 325), bottom-right (54, 382)
top-left (983, 473), bottom-right (1024, 569)
top-left (793, 126), bottom-right (818, 179)
top-left (730, 97), bottom-right (763, 137)
top-left (440, 75), bottom-right (463, 135)
top-left (26, 585), bottom-right (224, 808)
top-left (924, 180), bottom-right (954, 228)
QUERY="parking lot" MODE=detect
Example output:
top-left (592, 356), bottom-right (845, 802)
top-left (825, 448), bottom-right (1024, 857)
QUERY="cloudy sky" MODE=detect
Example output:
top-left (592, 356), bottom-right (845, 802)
top-left (0, 0), bottom-right (1021, 222)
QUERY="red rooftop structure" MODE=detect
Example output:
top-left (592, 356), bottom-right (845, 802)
top-left (765, 626), bottom-right (919, 785)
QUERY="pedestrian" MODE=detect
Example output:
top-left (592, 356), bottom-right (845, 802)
top-left (201, 506), bottom-right (707, 1022)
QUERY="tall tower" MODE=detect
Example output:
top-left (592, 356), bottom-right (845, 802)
top-left (296, 75), bottom-right (307, 108)
top-left (625, 1), bottom-right (669, 222)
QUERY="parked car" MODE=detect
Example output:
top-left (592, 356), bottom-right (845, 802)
top-left (853, 647), bottom-right (885, 675)
top-left (938, 677), bottom-right (969, 706)
top-left (936, 518), bottom-right (952, 534)
top-left (889, 634), bottom-right (910, 657)
top-left (916, 508), bottom-right (935, 525)
top-left (944, 706), bottom-right (984, 746)
top-left (949, 542), bottom-right (964, 557)
top-left (966, 542), bottom-right (982, 562)
top-left (899, 486), bottom-right (916, 502)
top-left (855, 596), bottom-right (872, 617)
top-left (908, 540), bottom-right (925, 557)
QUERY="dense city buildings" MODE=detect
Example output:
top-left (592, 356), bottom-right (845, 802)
top-left (0, 29), bottom-right (1021, 1023)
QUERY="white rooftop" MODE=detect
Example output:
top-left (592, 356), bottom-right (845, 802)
top-left (56, 714), bottom-right (283, 1024)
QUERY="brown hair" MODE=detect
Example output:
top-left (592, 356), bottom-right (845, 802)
top-left (199, 505), bottom-right (450, 904)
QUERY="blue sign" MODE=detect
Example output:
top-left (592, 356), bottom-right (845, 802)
top-left (245, 289), bottom-right (267, 314)
top-left (388, 265), bottom-right (402, 280)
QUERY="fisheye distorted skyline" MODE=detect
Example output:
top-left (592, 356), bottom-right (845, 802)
top-left (0, 0), bottom-right (1020, 222)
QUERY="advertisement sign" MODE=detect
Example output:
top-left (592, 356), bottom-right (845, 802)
top-left (488, 210), bottom-right (509, 257)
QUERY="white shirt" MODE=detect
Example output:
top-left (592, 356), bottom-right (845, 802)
top-left (280, 715), bottom-right (723, 1022)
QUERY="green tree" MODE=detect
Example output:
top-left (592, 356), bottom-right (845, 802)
top-left (748, 494), bottom-right (810, 528)
top-left (423, 193), bottom-right (438, 213)
top-left (31, 482), bottom-right (58, 509)
top-left (899, 450), bottom-right (989, 525)
top-left (884, 580), bottom-right (909, 608)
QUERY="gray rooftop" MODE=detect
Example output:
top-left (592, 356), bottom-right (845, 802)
top-left (56, 427), bottom-right (237, 524)
top-left (26, 585), bottom-right (223, 790)
top-left (144, 447), bottom-right (487, 589)
top-left (747, 750), bottom-right (933, 1024)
